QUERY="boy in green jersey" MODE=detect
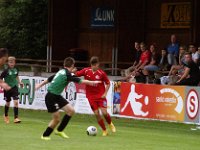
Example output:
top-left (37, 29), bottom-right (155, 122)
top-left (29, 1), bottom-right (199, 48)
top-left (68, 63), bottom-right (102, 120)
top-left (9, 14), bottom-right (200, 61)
top-left (0, 56), bottom-right (23, 124)
top-left (35, 57), bottom-right (101, 140)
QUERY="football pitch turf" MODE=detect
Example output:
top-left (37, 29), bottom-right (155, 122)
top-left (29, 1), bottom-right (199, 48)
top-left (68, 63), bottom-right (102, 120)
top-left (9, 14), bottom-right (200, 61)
top-left (0, 108), bottom-right (199, 150)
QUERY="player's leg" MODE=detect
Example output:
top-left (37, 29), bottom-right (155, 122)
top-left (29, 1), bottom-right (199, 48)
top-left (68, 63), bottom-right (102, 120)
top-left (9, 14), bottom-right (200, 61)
top-left (4, 89), bottom-right (11, 124)
top-left (100, 99), bottom-right (116, 133)
top-left (4, 100), bottom-right (10, 124)
top-left (13, 99), bottom-right (21, 123)
top-left (94, 109), bottom-right (108, 136)
top-left (41, 111), bottom-right (60, 140)
top-left (54, 96), bottom-right (74, 139)
top-left (101, 107), bottom-right (116, 133)
top-left (89, 100), bottom-right (107, 136)
top-left (54, 103), bottom-right (74, 139)
top-left (41, 92), bottom-right (61, 140)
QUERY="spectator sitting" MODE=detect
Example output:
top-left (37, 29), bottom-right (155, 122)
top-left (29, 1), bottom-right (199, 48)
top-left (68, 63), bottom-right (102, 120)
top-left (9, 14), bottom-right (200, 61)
top-left (121, 41), bottom-right (141, 77)
top-left (197, 46), bottom-right (200, 68)
top-left (176, 52), bottom-right (200, 86)
top-left (188, 43), bottom-right (200, 64)
top-left (142, 43), bottom-right (161, 83)
top-left (158, 49), bottom-right (171, 72)
top-left (168, 45), bottom-right (187, 76)
top-left (127, 42), bottom-right (151, 83)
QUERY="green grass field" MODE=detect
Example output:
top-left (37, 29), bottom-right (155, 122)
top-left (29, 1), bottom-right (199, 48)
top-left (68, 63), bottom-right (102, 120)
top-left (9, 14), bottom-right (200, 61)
top-left (0, 108), bottom-right (199, 150)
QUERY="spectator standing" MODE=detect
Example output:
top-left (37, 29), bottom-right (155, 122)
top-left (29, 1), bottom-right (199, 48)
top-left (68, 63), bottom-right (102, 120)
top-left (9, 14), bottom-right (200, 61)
top-left (167, 34), bottom-right (179, 65)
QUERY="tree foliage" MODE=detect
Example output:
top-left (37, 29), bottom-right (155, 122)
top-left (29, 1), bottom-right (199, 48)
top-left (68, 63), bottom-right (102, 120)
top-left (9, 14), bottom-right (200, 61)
top-left (0, 0), bottom-right (48, 58)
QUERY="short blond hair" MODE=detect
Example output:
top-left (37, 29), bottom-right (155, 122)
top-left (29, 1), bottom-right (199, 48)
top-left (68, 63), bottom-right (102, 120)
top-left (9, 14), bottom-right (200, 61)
top-left (8, 56), bottom-right (16, 61)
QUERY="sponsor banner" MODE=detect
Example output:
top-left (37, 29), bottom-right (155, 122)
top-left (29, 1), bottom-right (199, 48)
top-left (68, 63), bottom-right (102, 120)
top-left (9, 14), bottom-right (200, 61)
top-left (0, 76), bottom-right (47, 110)
top-left (184, 87), bottom-right (200, 124)
top-left (91, 7), bottom-right (115, 27)
top-left (1, 75), bottom-right (199, 124)
top-left (65, 82), bottom-right (93, 114)
top-left (161, 2), bottom-right (191, 28)
top-left (120, 83), bottom-right (185, 122)
top-left (0, 76), bottom-right (113, 115)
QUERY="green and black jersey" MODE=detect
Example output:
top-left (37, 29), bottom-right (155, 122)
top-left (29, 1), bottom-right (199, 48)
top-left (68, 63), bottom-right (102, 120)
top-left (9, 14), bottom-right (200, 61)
top-left (0, 67), bottom-right (19, 88)
top-left (47, 68), bottom-right (82, 95)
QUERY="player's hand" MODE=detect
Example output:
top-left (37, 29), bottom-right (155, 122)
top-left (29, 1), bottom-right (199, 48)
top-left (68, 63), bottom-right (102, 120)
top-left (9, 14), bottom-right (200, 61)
top-left (101, 93), bottom-right (106, 98)
top-left (0, 82), bottom-right (11, 91)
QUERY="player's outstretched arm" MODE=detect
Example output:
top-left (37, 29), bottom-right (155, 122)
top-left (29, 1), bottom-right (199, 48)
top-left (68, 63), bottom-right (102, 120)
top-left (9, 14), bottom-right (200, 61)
top-left (81, 80), bottom-right (101, 86)
top-left (35, 80), bottom-right (48, 91)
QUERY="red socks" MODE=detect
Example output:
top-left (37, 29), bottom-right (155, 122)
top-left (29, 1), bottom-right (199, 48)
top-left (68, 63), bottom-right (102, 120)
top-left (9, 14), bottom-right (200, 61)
top-left (105, 114), bottom-right (111, 124)
top-left (98, 119), bottom-right (106, 130)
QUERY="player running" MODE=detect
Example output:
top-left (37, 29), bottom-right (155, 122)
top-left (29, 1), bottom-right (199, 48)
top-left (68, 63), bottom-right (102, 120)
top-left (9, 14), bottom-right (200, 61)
top-left (75, 56), bottom-right (116, 136)
top-left (35, 57), bottom-right (101, 140)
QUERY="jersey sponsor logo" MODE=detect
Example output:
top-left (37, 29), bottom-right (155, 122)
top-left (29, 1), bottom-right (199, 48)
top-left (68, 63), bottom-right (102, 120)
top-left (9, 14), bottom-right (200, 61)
top-left (95, 75), bottom-right (100, 80)
top-left (54, 103), bottom-right (59, 109)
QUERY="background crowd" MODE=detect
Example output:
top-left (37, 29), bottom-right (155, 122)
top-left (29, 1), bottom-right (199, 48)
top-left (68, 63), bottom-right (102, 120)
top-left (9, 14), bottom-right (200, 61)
top-left (121, 34), bottom-right (200, 86)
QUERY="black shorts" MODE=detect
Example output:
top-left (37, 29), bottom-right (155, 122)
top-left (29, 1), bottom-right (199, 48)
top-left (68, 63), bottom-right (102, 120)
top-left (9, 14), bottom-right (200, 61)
top-left (45, 92), bottom-right (69, 113)
top-left (4, 86), bottom-right (19, 102)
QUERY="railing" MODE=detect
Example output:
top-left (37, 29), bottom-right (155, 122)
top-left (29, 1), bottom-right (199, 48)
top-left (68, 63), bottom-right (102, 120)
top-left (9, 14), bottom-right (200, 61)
top-left (16, 58), bottom-right (133, 75)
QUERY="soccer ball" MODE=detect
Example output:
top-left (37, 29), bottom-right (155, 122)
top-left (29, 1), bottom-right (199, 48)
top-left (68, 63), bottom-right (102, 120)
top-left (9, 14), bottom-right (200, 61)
top-left (86, 126), bottom-right (97, 136)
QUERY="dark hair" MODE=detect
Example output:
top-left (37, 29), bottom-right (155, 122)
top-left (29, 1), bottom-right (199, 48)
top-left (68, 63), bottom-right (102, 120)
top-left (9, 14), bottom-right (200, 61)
top-left (188, 43), bottom-right (197, 48)
top-left (0, 48), bottom-right (8, 58)
top-left (184, 52), bottom-right (192, 56)
top-left (63, 57), bottom-right (75, 67)
top-left (90, 56), bottom-right (99, 65)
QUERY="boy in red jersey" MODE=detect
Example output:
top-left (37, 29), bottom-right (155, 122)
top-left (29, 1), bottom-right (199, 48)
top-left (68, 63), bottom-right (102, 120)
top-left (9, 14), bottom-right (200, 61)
top-left (75, 56), bottom-right (116, 136)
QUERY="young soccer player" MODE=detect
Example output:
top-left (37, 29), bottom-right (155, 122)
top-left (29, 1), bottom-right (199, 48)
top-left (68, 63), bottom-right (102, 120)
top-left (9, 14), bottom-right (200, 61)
top-left (0, 56), bottom-right (23, 124)
top-left (75, 56), bottom-right (116, 136)
top-left (35, 57), bottom-right (101, 140)
top-left (0, 48), bottom-right (11, 91)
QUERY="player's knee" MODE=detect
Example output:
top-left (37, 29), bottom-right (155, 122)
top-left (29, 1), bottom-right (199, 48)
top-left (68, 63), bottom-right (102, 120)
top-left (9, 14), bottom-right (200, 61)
top-left (68, 107), bottom-right (75, 116)
top-left (14, 102), bottom-right (18, 107)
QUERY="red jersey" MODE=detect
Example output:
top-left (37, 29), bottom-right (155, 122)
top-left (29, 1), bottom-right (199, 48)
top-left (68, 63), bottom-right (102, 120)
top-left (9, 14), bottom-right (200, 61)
top-left (140, 50), bottom-right (151, 64)
top-left (76, 67), bottom-right (110, 100)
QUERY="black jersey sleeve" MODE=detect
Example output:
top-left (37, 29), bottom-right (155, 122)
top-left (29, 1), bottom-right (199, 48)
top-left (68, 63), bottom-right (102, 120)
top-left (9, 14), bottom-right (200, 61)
top-left (47, 75), bottom-right (55, 82)
top-left (67, 73), bottom-right (81, 83)
top-left (0, 69), bottom-right (8, 79)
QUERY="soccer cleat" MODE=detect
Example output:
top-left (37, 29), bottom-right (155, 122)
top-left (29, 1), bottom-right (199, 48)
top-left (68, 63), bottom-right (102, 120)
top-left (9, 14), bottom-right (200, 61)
top-left (55, 130), bottom-right (69, 139)
top-left (109, 122), bottom-right (116, 133)
top-left (4, 115), bottom-right (10, 124)
top-left (102, 130), bottom-right (108, 136)
top-left (41, 136), bottom-right (51, 141)
top-left (14, 118), bottom-right (21, 123)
